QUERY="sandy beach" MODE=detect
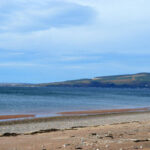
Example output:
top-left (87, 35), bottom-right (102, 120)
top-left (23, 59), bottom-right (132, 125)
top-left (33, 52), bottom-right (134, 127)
top-left (0, 110), bottom-right (150, 149)
top-left (1, 119), bottom-right (150, 150)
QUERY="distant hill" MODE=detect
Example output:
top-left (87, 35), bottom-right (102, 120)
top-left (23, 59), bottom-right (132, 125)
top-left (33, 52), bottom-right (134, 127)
top-left (0, 83), bottom-right (35, 87)
top-left (1, 73), bottom-right (150, 88)
top-left (38, 72), bottom-right (150, 88)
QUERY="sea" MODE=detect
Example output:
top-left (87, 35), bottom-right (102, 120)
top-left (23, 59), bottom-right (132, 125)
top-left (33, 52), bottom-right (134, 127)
top-left (0, 87), bottom-right (150, 117)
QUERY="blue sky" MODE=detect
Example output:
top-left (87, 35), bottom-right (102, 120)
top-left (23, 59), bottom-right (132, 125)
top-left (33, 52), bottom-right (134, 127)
top-left (0, 0), bottom-right (150, 83)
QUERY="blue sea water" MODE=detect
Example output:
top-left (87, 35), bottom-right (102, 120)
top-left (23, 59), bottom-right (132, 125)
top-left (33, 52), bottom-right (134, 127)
top-left (0, 87), bottom-right (150, 117)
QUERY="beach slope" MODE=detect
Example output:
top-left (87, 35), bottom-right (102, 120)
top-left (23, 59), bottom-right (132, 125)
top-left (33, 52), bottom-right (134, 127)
top-left (0, 111), bottom-right (150, 149)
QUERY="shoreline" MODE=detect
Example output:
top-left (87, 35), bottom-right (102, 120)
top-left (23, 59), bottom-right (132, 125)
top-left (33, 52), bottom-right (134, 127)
top-left (57, 107), bottom-right (149, 115)
top-left (1, 110), bottom-right (150, 134)
top-left (0, 107), bottom-right (149, 121)
top-left (0, 114), bottom-right (35, 120)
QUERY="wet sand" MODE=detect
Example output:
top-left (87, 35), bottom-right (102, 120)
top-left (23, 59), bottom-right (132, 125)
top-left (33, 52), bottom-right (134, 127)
top-left (0, 114), bottom-right (35, 120)
top-left (1, 111), bottom-right (150, 134)
top-left (0, 107), bottom-right (148, 121)
top-left (58, 107), bottom-right (149, 115)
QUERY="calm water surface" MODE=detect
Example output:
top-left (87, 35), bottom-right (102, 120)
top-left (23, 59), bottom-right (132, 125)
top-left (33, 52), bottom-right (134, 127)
top-left (0, 87), bottom-right (150, 117)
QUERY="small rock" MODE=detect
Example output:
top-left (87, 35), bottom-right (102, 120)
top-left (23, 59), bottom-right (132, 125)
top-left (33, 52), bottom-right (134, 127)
top-left (42, 145), bottom-right (46, 150)
top-left (81, 137), bottom-right (85, 145)
top-left (91, 133), bottom-right (97, 136)
top-left (134, 139), bottom-right (149, 142)
top-left (57, 147), bottom-right (61, 149)
top-left (105, 133), bottom-right (114, 139)
top-left (75, 147), bottom-right (82, 149)
top-left (96, 135), bottom-right (103, 139)
top-left (140, 145), bottom-right (143, 149)
top-left (63, 144), bottom-right (70, 147)
top-left (81, 137), bottom-right (84, 142)
top-left (119, 134), bottom-right (123, 137)
top-left (63, 144), bottom-right (66, 148)
top-left (71, 135), bottom-right (75, 138)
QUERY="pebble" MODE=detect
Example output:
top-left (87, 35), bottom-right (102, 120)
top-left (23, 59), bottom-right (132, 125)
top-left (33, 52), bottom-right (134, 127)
top-left (81, 137), bottom-right (84, 143)
top-left (63, 144), bottom-right (70, 147)
top-left (42, 145), bottom-right (46, 150)
top-left (96, 135), bottom-right (103, 139)
top-left (118, 140), bottom-right (123, 144)
top-left (105, 133), bottom-right (114, 139)
top-left (75, 147), bottom-right (82, 149)
top-left (71, 135), bottom-right (75, 138)
top-left (140, 145), bottom-right (143, 149)
top-left (91, 133), bottom-right (97, 136)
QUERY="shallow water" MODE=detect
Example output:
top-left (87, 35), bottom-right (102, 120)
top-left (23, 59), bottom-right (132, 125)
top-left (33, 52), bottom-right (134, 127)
top-left (0, 87), bottom-right (150, 116)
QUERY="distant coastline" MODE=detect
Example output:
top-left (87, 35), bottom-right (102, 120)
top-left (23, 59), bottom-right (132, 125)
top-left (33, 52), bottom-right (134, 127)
top-left (0, 72), bottom-right (150, 88)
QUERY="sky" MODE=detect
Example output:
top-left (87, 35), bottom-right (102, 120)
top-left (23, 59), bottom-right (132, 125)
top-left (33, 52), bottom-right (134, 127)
top-left (0, 0), bottom-right (150, 83)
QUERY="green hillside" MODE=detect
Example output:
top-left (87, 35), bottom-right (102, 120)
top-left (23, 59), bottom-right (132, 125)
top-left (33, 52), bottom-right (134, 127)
top-left (38, 73), bottom-right (150, 88)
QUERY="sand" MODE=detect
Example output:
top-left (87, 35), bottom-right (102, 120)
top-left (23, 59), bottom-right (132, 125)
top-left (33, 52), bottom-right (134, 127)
top-left (1, 114), bottom-right (150, 150)
top-left (1, 110), bottom-right (150, 149)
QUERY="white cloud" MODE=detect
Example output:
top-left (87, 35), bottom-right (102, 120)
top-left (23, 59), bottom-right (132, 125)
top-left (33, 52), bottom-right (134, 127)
top-left (0, 0), bottom-right (150, 57)
top-left (0, 0), bottom-right (94, 33)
